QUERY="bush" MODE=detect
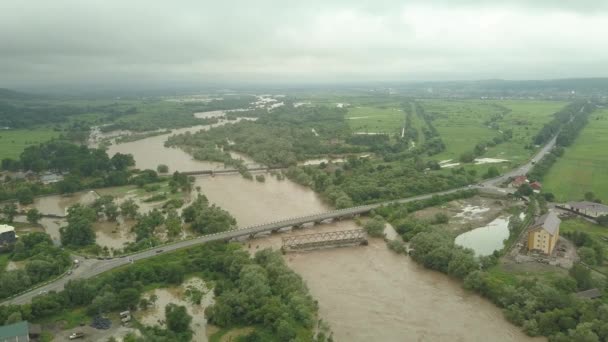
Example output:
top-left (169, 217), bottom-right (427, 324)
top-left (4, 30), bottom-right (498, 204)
top-left (364, 216), bottom-right (385, 237)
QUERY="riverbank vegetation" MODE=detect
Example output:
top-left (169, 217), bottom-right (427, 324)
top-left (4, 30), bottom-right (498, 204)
top-left (0, 232), bottom-right (72, 300)
top-left (373, 193), bottom-right (607, 341)
top-left (0, 243), bottom-right (326, 341)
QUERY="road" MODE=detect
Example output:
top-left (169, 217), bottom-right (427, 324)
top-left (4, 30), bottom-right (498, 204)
top-left (2, 130), bottom-right (558, 306)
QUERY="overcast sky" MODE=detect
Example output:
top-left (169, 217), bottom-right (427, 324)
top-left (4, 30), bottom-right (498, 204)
top-left (2, 0), bottom-right (608, 88)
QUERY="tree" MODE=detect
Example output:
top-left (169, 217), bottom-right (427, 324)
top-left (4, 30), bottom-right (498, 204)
top-left (434, 213), bottom-right (449, 224)
top-left (120, 199), bottom-right (139, 219)
top-left (165, 303), bottom-right (192, 333)
top-left (483, 166), bottom-right (500, 179)
top-left (5, 311), bottom-right (22, 324)
top-left (447, 248), bottom-right (479, 279)
top-left (584, 192), bottom-right (595, 201)
top-left (578, 247), bottom-right (597, 265)
top-left (165, 209), bottom-right (182, 238)
top-left (60, 204), bottom-right (96, 247)
top-left (157, 164), bottom-right (169, 173)
top-left (111, 153), bottom-right (135, 171)
top-left (16, 188), bottom-right (34, 205)
top-left (363, 216), bottom-right (385, 237)
top-left (516, 183), bottom-right (534, 196)
top-left (104, 202), bottom-right (119, 222)
top-left (26, 208), bottom-right (42, 225)
top-left (2, 203), bottom-right (17, 223)
top-left (569, 263), bottom-right (593, 290)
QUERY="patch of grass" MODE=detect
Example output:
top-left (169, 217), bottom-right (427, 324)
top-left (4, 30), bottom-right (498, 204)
top-left (0, 253), bottom-right (10, 271)
top-left (35, 307), bottom-right (88, 330)
top-left (346, 105), bottom-right (405, 134)
top-left (543, 109), bottom-right (608, 203)
top-left (0, 128), bottom-right (60, 160)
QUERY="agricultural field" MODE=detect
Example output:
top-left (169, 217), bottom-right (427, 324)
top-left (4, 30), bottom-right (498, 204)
top-left (419, 99), bottom-right (566, 166)
top-left (543, 108), bottom-right (608, 203)
top-left (345, 105), bottom-right (405, 134)
top-left (0, 128), bottom-right (60, 160)
top-left (483, 101), bottom-right (568, 164)
top-left (419, 99), bottom-right (506, 161)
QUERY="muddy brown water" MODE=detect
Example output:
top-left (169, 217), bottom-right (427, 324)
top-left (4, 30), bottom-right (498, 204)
top-left (248, 222), bottom-right (541, 342)
top-left (105, 117), bottom-right (257, 172)
top-left (88, 123), bottom-right (538, 341)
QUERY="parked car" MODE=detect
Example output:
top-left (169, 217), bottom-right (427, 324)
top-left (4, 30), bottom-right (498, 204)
top-left (69, 332), bottom-right (85, 340)
top-left (155, 249), bottom-right (164, 254)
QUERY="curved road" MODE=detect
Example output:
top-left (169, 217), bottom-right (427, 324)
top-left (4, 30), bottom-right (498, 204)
top-left (2, 133), bottom-right (558, 306)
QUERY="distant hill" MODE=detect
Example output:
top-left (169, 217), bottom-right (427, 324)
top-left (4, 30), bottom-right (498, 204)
top-left (0, 88), bottom-right (34, 100)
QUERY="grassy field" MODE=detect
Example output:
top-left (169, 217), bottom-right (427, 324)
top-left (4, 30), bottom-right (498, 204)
top-left (345, 104), bottom-right (405, 134)
top-left (543, 108), bottom-right (608, 203)
top-left (484, 101), bottom-right (568, 165)
top-left (0, 253), bottom-right (9, 272)
top-left (418, 100), bottom-right (566, 165)
top-left (0, 128), bottom-right (60, 160)
top-left (420, 100), bottom-right (504, 161)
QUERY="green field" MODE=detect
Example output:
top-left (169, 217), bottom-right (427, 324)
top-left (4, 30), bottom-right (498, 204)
top-left (420, 100), bottom-right (505, 161)
top-left (0, 128), bottom-right (60, 160)
top-left (483, 101), bottom-right (567, 164)
top-left (543, 108), bottom-right (608, 203)
top-left (345, 104), bottom-right (405, 134)
top-left (417, 100), bottom-right (566, 165)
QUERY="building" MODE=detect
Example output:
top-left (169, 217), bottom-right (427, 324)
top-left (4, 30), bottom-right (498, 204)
top-left (0, 224), bottom-right (16, 245)
top-left (527, 211), bottom-right (561, 255)
top-left (0, 321), bottom-right (41, 342)
top-left (530, 181), bottom-right (542, 190)
top-left (564, 201), bottom-right (608, 218)
top-left (511, 175), bottom-right (528, 188)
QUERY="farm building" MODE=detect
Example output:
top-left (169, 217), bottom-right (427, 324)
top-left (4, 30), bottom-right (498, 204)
top-left (0, 224), bottom-right (16, 245)
top-left (0, 321), bottom-right (41, 341)
top-left (564, 201), bottom-right (608, 218)
top-left (530, 181), bottom-right (542, 190)
top-left (511, 175), bottom-right (528, 188)
top-left (527, 211), bottom-right (560, 255)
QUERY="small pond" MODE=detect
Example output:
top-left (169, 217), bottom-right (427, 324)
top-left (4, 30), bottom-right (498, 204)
top-left (454, 216), bottom-right (511, 256)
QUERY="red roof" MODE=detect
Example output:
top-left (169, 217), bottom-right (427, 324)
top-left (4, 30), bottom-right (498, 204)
top-left (530, 181), bottom-right (542, 190)
top-left (512, 175), bottom-right (528, 187)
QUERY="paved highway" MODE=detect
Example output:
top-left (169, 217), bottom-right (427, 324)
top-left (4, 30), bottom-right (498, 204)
top-left (2, 130), bottom-right (557, 306)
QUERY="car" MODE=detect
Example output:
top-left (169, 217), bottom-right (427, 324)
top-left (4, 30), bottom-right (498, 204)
top-left (38, 290), bottom-right (48, 295)
top-left (155, 249), bottom-right (164, 254)
top-left (67, 270), bottom-right (73, 275)
top-left (69, 332), bottom-right (85, 340)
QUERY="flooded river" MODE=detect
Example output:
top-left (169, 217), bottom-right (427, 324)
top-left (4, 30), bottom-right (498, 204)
top-left (82, 121), bottom-right (538, 340)
top-left (104, 115), bottom-right (257, 172)
top-left (249, 222), bottom-right (539, 342)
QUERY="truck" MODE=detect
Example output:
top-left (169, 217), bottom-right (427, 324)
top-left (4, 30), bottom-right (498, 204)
top-left (69, 332), bottom-right (85, 339)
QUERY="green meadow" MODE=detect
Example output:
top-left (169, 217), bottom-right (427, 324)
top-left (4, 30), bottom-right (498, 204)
top-left (543, 108), bottom-right (608, 203)
top-left (346, 105), bottom-right (405, 134)
top-left (0, 128), bottom-right (60, 160)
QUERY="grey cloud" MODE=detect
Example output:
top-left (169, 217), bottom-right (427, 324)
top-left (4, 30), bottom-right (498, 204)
top-left (1, 0), bottom-right (607, 89)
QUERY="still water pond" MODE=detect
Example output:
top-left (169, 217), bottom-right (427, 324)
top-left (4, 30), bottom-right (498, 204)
top-left (455, 216), bottom-right (510, 256)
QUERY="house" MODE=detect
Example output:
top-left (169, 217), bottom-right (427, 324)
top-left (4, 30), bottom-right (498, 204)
top-left (0, 224), bottom-right (16, 245)
top-left (527, 211), bottom-right (561, 255)
top-left (530, 181), bottom-right (542, 190)
top-left (0, 321), bottom-right (41, 342)
top-left (564, 201), bottom-right (608, 218)
top-left (511, 175), bottom-right (528, 188)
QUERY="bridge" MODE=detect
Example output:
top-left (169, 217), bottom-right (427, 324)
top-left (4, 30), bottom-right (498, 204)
top-left (2, 126), bottom-right (560, 305)
top-left (282, 229), bottom-right (367, 251)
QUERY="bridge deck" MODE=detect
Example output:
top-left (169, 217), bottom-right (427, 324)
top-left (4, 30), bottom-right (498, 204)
top-left (282, 229), bottom-right (367, 251)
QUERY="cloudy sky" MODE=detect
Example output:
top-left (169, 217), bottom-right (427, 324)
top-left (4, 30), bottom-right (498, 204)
top-left (1, 0), bottom-right (608, 88)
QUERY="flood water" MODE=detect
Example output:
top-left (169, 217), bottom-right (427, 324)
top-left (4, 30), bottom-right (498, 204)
top-left (105, 116), bottom-right (256, 172)
top-left (136, 277), bottom-right (214, 342)
top-left (83, 121), bottom-right (537, 341)
top-left (248, 221), bottom-right (538, 342)
top-left (193, 173), bottom-right (331, 227)
top-left (455, 216), bottom-right (510, 256)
